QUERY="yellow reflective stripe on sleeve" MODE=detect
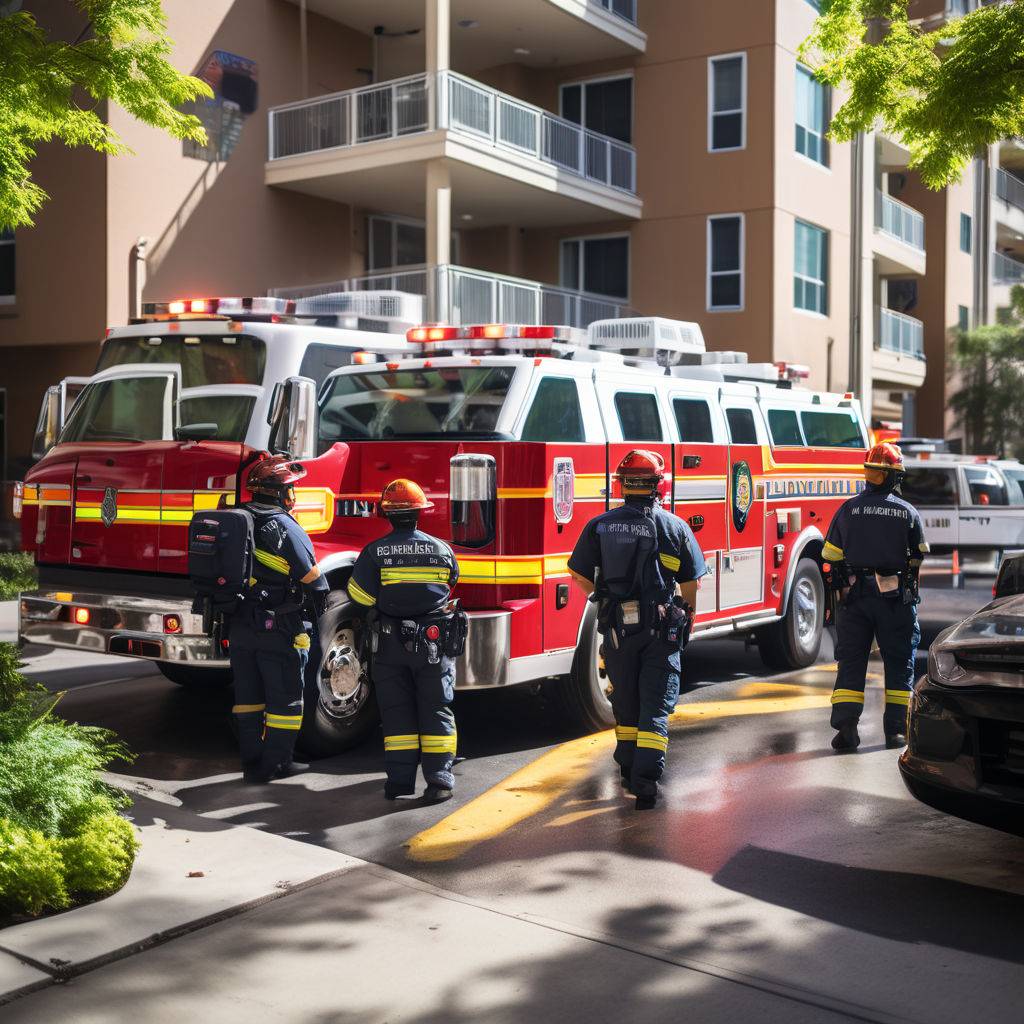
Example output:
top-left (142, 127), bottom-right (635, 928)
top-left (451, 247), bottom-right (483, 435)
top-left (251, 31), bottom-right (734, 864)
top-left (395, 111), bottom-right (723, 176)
top-left (831, 689), bottom-right (865, 704)
top-left (822, 542), bottom-right (844, 562)
top-left (293, 632), bottom-right (311, 650)
top-left (615, 726), bottom-right (639, 742)
top-left (636, 730), bottom-right (669, 751)
top-left (384, 734), bottom-right (420, 751)
top-left (254, 548), bottom-right (291, 575)
top-left (347, 579), bottom-right (376, 607)
top-left (919, 542), bottom-right (930, 553)
top-left (659, 552), bottom-right (681, 573)
top-left (420, 733), bottom-right (458, 754)
top-left (232, 703), bottom-right (266, 714)
top-left (265, 713), bottom-right (303, 731)
top-left (884, 689), bottom-right (911, 705)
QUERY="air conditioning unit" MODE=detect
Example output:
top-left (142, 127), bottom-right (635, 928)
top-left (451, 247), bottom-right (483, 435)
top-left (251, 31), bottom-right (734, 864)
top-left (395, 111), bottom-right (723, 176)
top-left (588, 317), bottom-right (706, 366)
top-left (294, 290), bottom-right (424, 324)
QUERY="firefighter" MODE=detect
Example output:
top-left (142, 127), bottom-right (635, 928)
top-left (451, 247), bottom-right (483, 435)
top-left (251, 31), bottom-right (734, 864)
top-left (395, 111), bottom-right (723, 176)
top-left (568, 450), bottom-right (707, 810)
top-left (347, 479), bottom-right (464, 802)
top-left (231, 454), bottom-right (328, 784)
top-left (822, 441), bottom-right (929, 752)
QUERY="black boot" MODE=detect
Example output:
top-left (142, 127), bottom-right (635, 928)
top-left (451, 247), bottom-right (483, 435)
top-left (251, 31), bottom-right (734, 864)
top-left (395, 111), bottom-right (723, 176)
top-left (274, 760), bottom-right (310, 778)
top-left (635, 792), bottom-right (658, 811)
top-left (831, 722), bottom-right (861, 752)
top-left (885, 732), bottom-right (906, 750)
top-left (385, 782), bottom-right (416, 801)
top-left (242, 765), bottom-right (273, 785)
top-left (424, 784), bottom-right (453, 803)
top-left (619, 766), bottom-right (632, 789)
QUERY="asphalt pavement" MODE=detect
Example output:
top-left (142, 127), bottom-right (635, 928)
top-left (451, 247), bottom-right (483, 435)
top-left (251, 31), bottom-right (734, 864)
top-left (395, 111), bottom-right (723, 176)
top-left (3, 581), bottom-right (1023, 1023)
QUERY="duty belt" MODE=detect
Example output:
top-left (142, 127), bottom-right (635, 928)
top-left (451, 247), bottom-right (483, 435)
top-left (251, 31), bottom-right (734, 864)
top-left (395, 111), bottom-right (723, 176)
top-left (375, 611), bottom-right (459, 664)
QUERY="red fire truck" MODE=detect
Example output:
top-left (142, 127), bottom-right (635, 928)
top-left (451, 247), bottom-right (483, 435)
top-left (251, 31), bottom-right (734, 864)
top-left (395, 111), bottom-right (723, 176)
top-left (17, 299), bottom-right (868, 755)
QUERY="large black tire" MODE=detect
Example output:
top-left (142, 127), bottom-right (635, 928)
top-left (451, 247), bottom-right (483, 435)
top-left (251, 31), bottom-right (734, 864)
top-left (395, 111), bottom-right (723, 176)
top-left (157, 663), bottom-right (233, 689)
top-left (551, 603), bottom-right (616, 733)
top-left (296, 591), bottom-right (379, 758)
top-left (755, 556), bottom-right (825, 671)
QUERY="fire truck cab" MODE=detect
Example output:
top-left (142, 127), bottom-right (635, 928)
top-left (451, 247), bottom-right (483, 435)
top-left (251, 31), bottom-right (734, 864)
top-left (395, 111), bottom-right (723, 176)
top-left (18, 306), bottom-right (868, 757)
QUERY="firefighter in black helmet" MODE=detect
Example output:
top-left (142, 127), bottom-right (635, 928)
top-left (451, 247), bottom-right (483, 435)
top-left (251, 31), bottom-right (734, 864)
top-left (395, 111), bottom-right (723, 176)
top-left (348, 479), bottom-right (466, 802)
top-left (568, 450), bottom-right (707, 810)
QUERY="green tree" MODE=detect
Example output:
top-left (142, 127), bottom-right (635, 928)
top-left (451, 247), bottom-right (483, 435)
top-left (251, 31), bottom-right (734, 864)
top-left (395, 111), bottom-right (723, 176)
top-left (949, 286), bottom-right (1024, 456)
top-left (0, 1), bottom-right (212, 230)
top-left (801, 0), bottom-right (1024, 188)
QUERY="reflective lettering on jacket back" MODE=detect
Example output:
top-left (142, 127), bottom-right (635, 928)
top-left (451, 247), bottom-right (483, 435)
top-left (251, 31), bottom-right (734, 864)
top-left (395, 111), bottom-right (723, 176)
top-left (597, 516), bottom-right (657, 598)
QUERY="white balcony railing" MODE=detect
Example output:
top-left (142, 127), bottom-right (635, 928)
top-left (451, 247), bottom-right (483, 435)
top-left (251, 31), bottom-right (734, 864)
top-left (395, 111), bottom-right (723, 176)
top-left (996, 167), bottom-right (1024, 213)
top-left (875, 191), bottom-right (925, 251)
top-left (271, 263), bottom-right (634, 329)
top-left (877, 307), bottom-right (925, 359)
top-left (268, 71), bottom-right (637, 195)
top-left (994, 250), bottom-right (1024, 283)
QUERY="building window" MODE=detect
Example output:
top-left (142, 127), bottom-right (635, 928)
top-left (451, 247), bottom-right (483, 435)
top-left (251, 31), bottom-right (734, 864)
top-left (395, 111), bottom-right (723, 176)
top-left (708, 53), bottom-right (746, 152)
top-left (795, 65), bottom-right (829, 166)
top-left (560, 235), bottom-right (629, 299)
top-left (794, 220), bottom-right (828, 314)
top-left (0, 230), bottom-right (13, 301)
top-left (707, 215), bottom-right (744, 311)
top-left (560, 76), bottom-right (633, 144)
top-left (960, 213), bottom-right (972, 254)
top-left (368, 214), bottom-right (458, 271)
top-left (958, 305), bottom-right (970, 331)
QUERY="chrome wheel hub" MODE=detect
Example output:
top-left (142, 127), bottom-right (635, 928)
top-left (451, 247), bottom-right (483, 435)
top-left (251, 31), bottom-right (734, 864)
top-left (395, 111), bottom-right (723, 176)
top-left (794, 577), bottom-right (819, 647)
top-left (319, 625), bottom-right (366, 720)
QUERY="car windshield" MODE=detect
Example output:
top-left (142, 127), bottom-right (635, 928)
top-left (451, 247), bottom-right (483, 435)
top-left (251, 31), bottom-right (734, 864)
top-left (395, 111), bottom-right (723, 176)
top-left (318, 365), bottom-right (517, 443)
top-left (97, 334), bottom-right (266, 387)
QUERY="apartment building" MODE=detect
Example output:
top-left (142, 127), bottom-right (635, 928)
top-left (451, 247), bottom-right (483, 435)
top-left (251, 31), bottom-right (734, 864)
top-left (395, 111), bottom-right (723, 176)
top-left (0, 0), bottom-right (1006, 475)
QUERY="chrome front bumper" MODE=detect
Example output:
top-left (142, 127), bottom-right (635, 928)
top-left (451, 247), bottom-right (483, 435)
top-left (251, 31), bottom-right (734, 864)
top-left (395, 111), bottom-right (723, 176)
top-left (19, 588), bottom-right (226, 665)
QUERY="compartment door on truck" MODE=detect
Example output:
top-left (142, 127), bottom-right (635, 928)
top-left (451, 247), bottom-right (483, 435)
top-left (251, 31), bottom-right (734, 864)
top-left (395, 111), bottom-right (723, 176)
top-left (900, 465), bottom-right (959, 553)
top-left (62, 365), bottom-right (180, 573)
top-left (720, 398), bottom-right (766, 610)
top-left (668, 390), bottom-right (726, 619)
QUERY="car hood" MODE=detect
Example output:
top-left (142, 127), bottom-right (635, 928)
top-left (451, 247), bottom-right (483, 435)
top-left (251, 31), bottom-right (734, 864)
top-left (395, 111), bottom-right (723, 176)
top-left (936, 595), bottom-right (1024, 652)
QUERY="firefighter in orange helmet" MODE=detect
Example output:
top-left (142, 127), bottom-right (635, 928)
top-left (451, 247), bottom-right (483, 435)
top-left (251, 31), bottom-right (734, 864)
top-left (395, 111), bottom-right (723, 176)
top-left (821, 442), bottom-right (929, 752)
top-left (568, 450), bottom-right (707, 810)
top-left (347, 479), bottom-right (465, 801)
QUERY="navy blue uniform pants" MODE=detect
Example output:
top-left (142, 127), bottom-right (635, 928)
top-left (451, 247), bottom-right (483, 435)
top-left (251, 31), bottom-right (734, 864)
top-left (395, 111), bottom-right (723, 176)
top-left (831, 589), bottom-right (920, 735)
top-left (230, 618), bottom-right (307, 776)
top-left (373, 637), bottom-right (456, 792)
top-left (602, 630), bottom-right (681, 799)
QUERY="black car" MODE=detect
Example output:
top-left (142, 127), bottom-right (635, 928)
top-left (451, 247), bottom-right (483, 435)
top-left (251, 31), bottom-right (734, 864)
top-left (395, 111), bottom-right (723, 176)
top-left (901, 594), bottom-right (1024, 834)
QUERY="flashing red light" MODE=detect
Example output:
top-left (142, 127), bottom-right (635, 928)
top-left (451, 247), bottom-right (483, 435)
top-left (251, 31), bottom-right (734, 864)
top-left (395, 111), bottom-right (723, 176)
top-left (189, 299), bottom-right (209, 313)
top-left (386, 361), bottom-right (401, 371)
top-left (519, 325), bottom-right (556, 339)
top-left (425, 624), bottom-right (441, 641)
top-left (407, 327), bottom-right (428, 342)
top-left (352, 351), bottom-right (376, 365)
top-left (843, 392), bottom-right (854, 400)
top-left (168, 300), bottom-right (186, 315)
top-left (427, 326), bottom-right (459, 342)
top-left (73, 607), bottom-right (91, 626)
top-left (163, 614), bottom-right (183, 635)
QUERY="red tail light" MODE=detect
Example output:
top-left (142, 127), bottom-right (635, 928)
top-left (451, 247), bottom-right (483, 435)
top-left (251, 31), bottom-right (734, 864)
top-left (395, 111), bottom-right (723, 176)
top-left (73, 607), bottom-right (91, 625)
top-left (163, 614), bottom-right (183, 634)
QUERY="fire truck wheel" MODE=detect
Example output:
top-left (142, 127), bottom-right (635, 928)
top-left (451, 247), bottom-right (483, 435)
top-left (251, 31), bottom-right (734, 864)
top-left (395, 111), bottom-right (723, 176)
top-left (297, 591), bottom-right (379, 758)
top-left (755, 557), bottom-right (824, 670)
top-left (556, 603), bottom-right (616, 733)
top-left (157, 663), bottom-right (233, 689)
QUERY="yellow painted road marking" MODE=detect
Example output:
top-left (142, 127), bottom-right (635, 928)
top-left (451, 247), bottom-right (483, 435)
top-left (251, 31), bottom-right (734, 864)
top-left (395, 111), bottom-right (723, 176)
top-left (544, 807), bottom-right (618, 828)
top-left (406, 685), bottom-right (833, 863)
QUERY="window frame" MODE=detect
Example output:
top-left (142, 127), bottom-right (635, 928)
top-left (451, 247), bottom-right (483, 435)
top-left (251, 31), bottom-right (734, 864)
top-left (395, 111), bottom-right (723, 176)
top-left (558, 72), bottom-right (635, 145)
top-left (559, 232), bottom-right (631, 301)
top-left (794, 219), bottom-right (829, 316)
top-left (957, 305), bottom-right (970, 332)
top-left (707, 52), bottom-right (747, 153)
top-left (766, 406), bottom-right (806, 447)
top-left (0, 230), bottom-right (13, 304)
top-left (367, 213), bottom-right (459, 271)
top-left (794, 64), bottom-right (830, 168)
top-left (706, 214), bottom-right (745, 312)
top-left (613, 389), bottom-right (664, 442)
top-left (518, 373), bottom-right (586, 443)
top-left (671, 396), bottom-right (717, 444)
top-left (959, 212), bottom-right (972, 254)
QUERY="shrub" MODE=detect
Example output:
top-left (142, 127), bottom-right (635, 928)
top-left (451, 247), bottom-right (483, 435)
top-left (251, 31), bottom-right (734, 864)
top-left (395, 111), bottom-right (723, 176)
top-left (0, 819), bottom-right (68, 916)
top-left (0, 552), bottom-right (36, 601)
top-left (61, 812), bottom-right (139, 897)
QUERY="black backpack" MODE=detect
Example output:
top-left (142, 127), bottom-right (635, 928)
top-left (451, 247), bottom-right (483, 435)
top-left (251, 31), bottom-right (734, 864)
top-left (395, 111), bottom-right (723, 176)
top-left (188, 509), bottom-right (255, 617)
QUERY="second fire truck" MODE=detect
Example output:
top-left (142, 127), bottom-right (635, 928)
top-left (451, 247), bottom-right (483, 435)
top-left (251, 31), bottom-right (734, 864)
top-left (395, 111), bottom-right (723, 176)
top-left (18, 299), bottom-right (868, 754)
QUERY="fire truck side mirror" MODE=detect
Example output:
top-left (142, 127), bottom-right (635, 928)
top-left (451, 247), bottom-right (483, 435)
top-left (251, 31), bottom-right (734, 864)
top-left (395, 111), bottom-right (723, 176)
top-left (450, 453), bottom-right (496, 549)
top-left (268, 376), bottom-right (318, 460)
top-left (32, 385), bottom-right (62, 461)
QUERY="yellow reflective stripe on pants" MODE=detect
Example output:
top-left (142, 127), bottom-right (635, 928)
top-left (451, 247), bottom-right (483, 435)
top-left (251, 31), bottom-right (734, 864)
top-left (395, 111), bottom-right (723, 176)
top-left (885, 689), bottom-right (911, 705)
top-left (348, 579), bottom-right (376, 607)
top-left (637, 730), bottom-right (668, 751)
top-left (831, 689), bottom-right (865, 704)
top-left (232, 703), bottom-right (266, 714)
top-left (254, 548), bottom-right (290, 575)
top-left (615, 726), bottom-right (638, 742)
top-left (265, 713), bottom-right (302, 731)
top-left (384, 734), bottom-right (420, 752)
top-left (421, 733), bottom-right (457, 754)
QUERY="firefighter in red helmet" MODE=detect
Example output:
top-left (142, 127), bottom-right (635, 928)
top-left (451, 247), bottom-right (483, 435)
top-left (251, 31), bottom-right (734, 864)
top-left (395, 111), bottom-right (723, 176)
top-left (231, 454), bottom-right (328, 784)
top-left (821, 441), bottom-right (928, 752)
top-left (568, 450), bottom-right (707, 809)
top-left (348, 479), bottom-right (466, 802)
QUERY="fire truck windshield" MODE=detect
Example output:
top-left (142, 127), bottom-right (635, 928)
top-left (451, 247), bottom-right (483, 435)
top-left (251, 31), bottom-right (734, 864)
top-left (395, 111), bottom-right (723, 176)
top-left (97, 334), bottom-right (266, 387)
top-left (318, 365), bottom-right (516, 442)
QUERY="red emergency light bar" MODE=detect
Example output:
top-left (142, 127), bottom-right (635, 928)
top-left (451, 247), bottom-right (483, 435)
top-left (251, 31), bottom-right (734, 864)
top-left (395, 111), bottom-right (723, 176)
top-left (141, 297), bottom-right (297, 321)
top-left (405, 323), bottom-right (580, 345)
top-left (775, 361), bottom-right (811, 381)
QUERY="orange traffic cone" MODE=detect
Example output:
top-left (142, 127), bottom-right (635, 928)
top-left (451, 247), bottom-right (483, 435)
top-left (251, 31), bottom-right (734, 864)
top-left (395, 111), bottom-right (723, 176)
top-left (951, 548), bottom-right (962, 590)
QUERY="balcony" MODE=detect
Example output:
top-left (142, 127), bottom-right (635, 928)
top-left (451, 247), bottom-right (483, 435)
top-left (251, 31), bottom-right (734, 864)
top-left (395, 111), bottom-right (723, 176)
top-left (994, 250), bottom-right (1024, 284)
top-left (995, 167), bottom-right (1024, 217)
top-left (266, 72), bottom-right (642, 225)
top-left (873, 191), bottom-right (926, 276)
top-left (271, 263), bottom-right (634, 329)
top-left (873, 307), bottom-right (926, 389)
